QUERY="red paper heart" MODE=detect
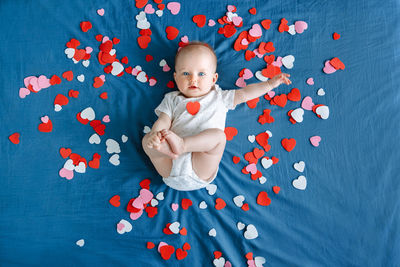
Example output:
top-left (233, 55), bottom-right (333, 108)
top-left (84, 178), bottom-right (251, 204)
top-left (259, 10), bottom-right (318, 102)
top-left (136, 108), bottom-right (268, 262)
top-left (181, 198), bottom-right (192, 210)
top-left (224, 127), bottom-right (238, 141)
top-left (271, 156), bottom-right (279, 164)
top-left (223, 24), bottom-right (236, 38)
top-left (145, 55), bottom-right (153, 62)
top-left (186, 101), bottom-right (200, 115)
top-left (287, 88), bottom-right (301, 102)
top-left (232, 156), bottom-right (240, 164)
top-left (244, 151), bottom-right (258, 164)
top-left (158, 3), bottom-right (165, 10)
top-left (109, 195), bottom-right (120, 207)
top-left (257, 191), bottom-right (271, 206)
top-left (241, 203), bottom-right (249, 211)
top-left (68, 89), bottom-right (79, 98)
top-left (264, 54), bottom-right (275, 65)
top-left (100, 92), bottom-right (108, 99)
top-left (73, 49), bottom-right (86, 61)
top-left (214, 251), bottom-right (222, 259)
top-left (333, 32), bottom-right (341, 40)
top-left (80, 21), bottom-right (92, 32)
top-left (147, 242), bottom-right (155, 249)
top-left (273, 94), bottom-right (287, 107)
top-left (99, 41), bottom-right (113, 53)
top-left (165, 26), bottom-right (179, 40)
top-left (140, 29), bottom-right (152, 36)
top-left (249, 7), bottom-right (257, 15)
top-left (59, 147), bottom-right (72, 158)
top-left (258, 109), bottom-right (274, 124)
top-left (137, 35), bottom-right (151, 49)
top-left (93, 77), bottom-right (104, 88)
top-left (255, 132), bottom-right (269, 149)
top-left (273, 186), bottom-right (280, 194)
top-left (112, 37), bottom-right (120, 44)
top-left (245, 50), bottom-right (256, 61)
top-left (62, 71), bottom-right (73, 81)
top-left (176, 248), bottom-right (188, 260)
top-left (66, 38), bottom-right (80, 48)
top-left (160, 245), bottom-right (175, 260)
top-left (330, 57), bottom-right (345, 70)
top-left (94, 124), bottom-right (106, 136)
top-left (127, 198), bottom-right (141, 213)
top-left (163, 223), bottom-right (174, 235)
top-left (54, 94), bottom-right (69, 106)
top-left (278, 18), bottom-right (289, 32)
top-left (183, 242), bottom-right (191, 251)
top-left (281, 138), bottom-right (296, 152)
top-left (140, 178), bottom-right (151, 189)
top-left (135, 0), bottom-right (148, 8)
top-left (233, 31), bottom-right (249, 51)
top-left (88, 158), bottom-right (100, 169)
top-left (76, 112), bottom-right (90, 125)
top-left (192, 14), bottom-right (206, 27)
top-left (167, 81), bottom-right (175, 88)
top-left (50, 74), bottom-right (61, 85)
top-left (253, 148), bottom-right (265, 159)
top-left (264, 42), bottom-right (275, 53)
top-left (215, 198), bottom-right (226, 210)
top-left (261, 19), bottom-right (271, 30)
top-left (8, 133), bottom-right (20, 144)
top-left (261, 64), bottom-right (281, 79)
top-left (179, 227), bottom-right (187, 236)
top-left (251, 170), bottom-right (262, 180)
top-left (246, 97), bottom-right (259, 109)
top-left (95, 34), bottom-right (103, 42)
top-left (245, 252), bottom-right (253, 260)
top-left (145, 206), bottom-right (158, 218)
top-left (38, 119), bottom-right (53, 133)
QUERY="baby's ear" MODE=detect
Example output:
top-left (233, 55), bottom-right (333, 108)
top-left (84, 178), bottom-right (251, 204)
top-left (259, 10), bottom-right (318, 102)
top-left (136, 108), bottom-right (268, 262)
top-left (173, 72), bottom-right (177, 80)
top-left (213, 73), bottom-right (219, 83)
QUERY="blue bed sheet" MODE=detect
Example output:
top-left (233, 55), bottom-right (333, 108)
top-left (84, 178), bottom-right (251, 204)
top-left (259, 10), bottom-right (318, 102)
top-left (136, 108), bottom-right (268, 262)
top-left (1, 0), bottom-right (399, 266)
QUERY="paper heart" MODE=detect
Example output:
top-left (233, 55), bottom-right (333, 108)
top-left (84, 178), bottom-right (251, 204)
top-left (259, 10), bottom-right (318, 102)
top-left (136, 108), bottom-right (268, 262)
top-left (109, 154), bottom-right (120, 166)
top-left (301, 96), bottom-right (314, 110)
top-left (208, 19), bottom-right (216, 27)
top-left (282, 55), bottom-right (295, 69)
top-left (38, 118), bottom-right (53, 132)
top-left (64, 48), bottom-right (75, 59)
top-left (233, 195), bottom-right (245, 207)
top-left (255, 257), bottom-right (266, 267)
top-left (295, 21), bottom-right (308, 34)
top-left (291, 108), bottom-right (304, 123)
top-left (76, 239), bottom-right (84, 247)
top-left (294, 161), bottom-right (305, 172)
top-left (29, 77), bottom-right (40, 92)
top-left (162, 64), bottom-right (170, 72)
top-left (306, 78), bottom-right (314, 85)
top-left (259, 176), bottom-right (267, 184)
top-left (9, 133), bottom-right (20, 144)
top-left (160, 245), bottom-right (175, 260)
top-left (199, 201), bottom-right (207, 209)
top-left (248, 135), bottom-right (255, 143)
top-left (310, 136), bottom-right (321, 147)
top-left (186, 101), bottom-right (200, 115)
top-left (137, 35), bottom-right (151, 49)
top-left (323, 60), bottom-right (337, 74)
top-left (235, 77), bottom-right (246, 87)
top-left (89, 133), bottom-right (101, 144)
top-left (288, 24), bottom-right (296, 35)
top-left (165, 26), bottom-right (179, 40)
top-left (206, 184), bottom-right (217, 195)
top-left (106, 139), bottom-right (121, 154)
top-left (215, 198), bottom-right (226, 210)
top-left (38, 75), bottom-right (51, 89)
top-left (242, 69), bottom-right (253, 80)
top-left (74, 162), bottom-right (86, 173)
top-left (150, 199), bottom-right (158, 206)
top-left (181, 198), bottom-right (192, 209)
top-left (166, 2), bottom-right (180, 15)
top-left (149, 77), bottom-right (157, 86)
top-left (139, 188), bottom-right (153, 203)
top-left (102, 115), bottom-right (110, 123)
top-left (109, 195), bottom-right (120, 207)
top-left (244, 224), bottom-right (258, 239)
top-left (192, 14), bottom-right (206, 27)
top-left (121, 135), bottom-right (128, 143)
top-left (97, 8), bottom-right (104, 16)
top-left (111, 61), bottom-right (124, 76)
top-left (261, 19), bottom-right (271, 29)
top-left (232, 16), bottom-right (242, 26)
top-left (19, 87), bottom-right (30, 98)
top-left (208, 228), bottom-right (217, 237)
top-left (255, 71), bottom-right (269, 82)
top-left (281, 138), bottom-right (296, 152)
top-left (80, 107), bottom-right (95, 121)
top-left (237, 222), bottom-right (245, 230)
top-left (136, 71), bottom-right (147, 83)
top-left (130, 208), bottom-right (143, 220)
top-left (315, 106), bottom-right (329, 119)
top-left (249, 23), bottom-right (262, 37)
top-left (261, 157), bottom-right (273, 169)
top-left (137, 19), bottom-right (150, 30)
top-left (144, 4), bottom-right (155, 14)
top-left (293, 175), bottom-right (307, 190)
top-left (59, 167), bottom-right (74, 180)
top-left (227, 5), bottom-right (236, 12)
top-left (245, 163), bottom-right (257, 174)
top-left (224, 127), bottom-right (237, 141)
top-left (40, 115), bottom-right (49, 123)
top-left (169, 222), bottom-right (180, 234)
top-left (317, 88), bottom-right (325, 96)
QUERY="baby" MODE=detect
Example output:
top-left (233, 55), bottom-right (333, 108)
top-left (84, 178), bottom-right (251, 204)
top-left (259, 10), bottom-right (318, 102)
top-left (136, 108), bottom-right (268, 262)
top-left (142, 41), bottom-right (291, 191)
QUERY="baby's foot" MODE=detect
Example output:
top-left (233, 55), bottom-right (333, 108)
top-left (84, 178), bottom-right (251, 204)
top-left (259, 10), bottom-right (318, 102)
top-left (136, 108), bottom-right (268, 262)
top-left (161, 129), bottom-right (185, 156)
top-left (147, 131), bottom-right (178, 159)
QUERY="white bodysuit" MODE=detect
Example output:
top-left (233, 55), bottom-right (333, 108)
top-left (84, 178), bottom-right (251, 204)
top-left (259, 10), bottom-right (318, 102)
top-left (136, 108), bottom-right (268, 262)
top-left (154, 84), bottom-right (236, 191)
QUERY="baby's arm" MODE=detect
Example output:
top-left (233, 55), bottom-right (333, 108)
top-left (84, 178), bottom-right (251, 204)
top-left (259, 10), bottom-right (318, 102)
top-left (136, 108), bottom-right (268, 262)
top-left (146, 112), bottom-right (172, 148)
top-left (234, 73), bottom-right (291, 106)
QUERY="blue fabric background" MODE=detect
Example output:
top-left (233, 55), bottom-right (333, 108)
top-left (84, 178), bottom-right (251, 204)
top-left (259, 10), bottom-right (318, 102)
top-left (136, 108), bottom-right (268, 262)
top-left (1, 0), bottom-right (399, 266)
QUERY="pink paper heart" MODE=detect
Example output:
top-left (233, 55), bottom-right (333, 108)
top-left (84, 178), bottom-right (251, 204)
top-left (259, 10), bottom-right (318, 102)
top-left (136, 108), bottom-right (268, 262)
top-left (224, 261), bottom-right (232, 267)
top-left (85, 46), bottom-right (93, 54)
top-left (310, 136), bottom-right (321, 147)
top-left (41, 115), bottom-right (49, 123)
top-left (295, 21), bottom-right (308, 34)
top-left (247, 260), bottom-right (256, 267)
top-left (166, 2), bottom-right (180, 15)
top-left (29, 77), bottom-right (41, 92)
top-left (162, 64), bottom-right (170, 72)
top-left (131, 68), bottom-right (139, 76)
top-left (102, 36), bottom-right (109, 43)
top-left (306, 78), bottom-right (314, 85)
top-left (249, 24), bottom-right (262, 38)
top-left (144, 4), bottom-right (155, 14)
top-left (102, 115), bottom-right (110, 123)
top-left (253, 49), bottom-right (263, 58)
top-left (208, 19), bottom-right (216, 27)
top-left (245, 163), bottom-right (257, 174)
top-left (272, 57), bottom-right (283, 67)
top-left (301, 96), bottom-right (314, 110)
top-left (323, 60), bottom-right (337, 74)
top-left (132, 197), bottom-right (144, 209)
top-left (38, 75), bottom-right (51, 89)
top-left (97, 8), bottom-right (104, 16)
top-left (241, 38), bottom-right (249, 46)
top-left (24, 76), bottom-right (35, 87)
top-left (129, 209), bottom-right (143, 220)
top-left (59, 168), bottom-right (74, 180)
top-left (232, 16), bottom-right (242, 26)
top-left (243, 69), bottom-right (253, 80)
top-left (267, 90), bottom-right (275, 98)
top-left (139, 188), bottom-right (153, 203)
top-left (149, 78), bottom-right (157, 86)
top-left (158, 242), bottom-right (168, 252)
top-left (99, 75), bottom-right (106, 82)
top-left (227, 5), bottom-right (235, 12)
top-left (180, 35), bottom-right (188, 43)
top-left (235, 77), bottom-right (246, 88)
top-left (171, 203), bottom-right (178, 211)
top-left (19, 87), bottom-right (30, 98)
top-left (117, 223), bottom-right (125, 231)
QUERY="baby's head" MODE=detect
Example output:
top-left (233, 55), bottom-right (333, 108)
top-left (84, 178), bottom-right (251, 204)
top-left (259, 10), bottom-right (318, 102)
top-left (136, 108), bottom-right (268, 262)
top-left (173, 41), bottom-right (218, 98)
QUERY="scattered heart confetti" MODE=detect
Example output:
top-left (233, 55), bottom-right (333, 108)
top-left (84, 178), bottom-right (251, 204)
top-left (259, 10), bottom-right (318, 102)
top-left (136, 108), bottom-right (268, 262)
top-left (209, 228), bottom-right (217, 237)
top-left (206, 184), bottom-right (217, 195)
top-left (97, 8), bottom-right (105, 16)
top-left (244, 224), bottom-right (258, 239)
top-left (306, 77), bottom-right (314, 85)
top-left (310, 136), bottom-right (321, 147)
top-left (294, 161), bottom-right (305, 172)
top-left (317, 88), bottom-right (325, 96)
top-left (293, 175), bottom-right (307, 190)
top-left (9, 133), bottom-right (20, 144)
top-left (76, 239), bottom-right (85, 247)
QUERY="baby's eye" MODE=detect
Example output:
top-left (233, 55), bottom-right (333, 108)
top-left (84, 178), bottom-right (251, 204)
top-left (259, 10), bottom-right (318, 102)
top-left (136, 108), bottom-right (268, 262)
top-left (199, 72), bottom-right (205, 77)
top-left (183, 72), bottom-right (189, 76)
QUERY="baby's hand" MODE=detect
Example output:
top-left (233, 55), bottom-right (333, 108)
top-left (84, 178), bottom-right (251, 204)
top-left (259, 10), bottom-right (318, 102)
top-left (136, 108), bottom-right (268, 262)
top-left (146, 131), bottom-right (164, 148)
top-left (269, 73), bottom-right (292, 88)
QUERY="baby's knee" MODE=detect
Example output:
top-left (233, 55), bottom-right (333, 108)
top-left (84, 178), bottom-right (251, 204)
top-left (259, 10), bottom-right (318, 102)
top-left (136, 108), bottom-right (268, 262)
top-left (212, 128), bottom-right (227, 144)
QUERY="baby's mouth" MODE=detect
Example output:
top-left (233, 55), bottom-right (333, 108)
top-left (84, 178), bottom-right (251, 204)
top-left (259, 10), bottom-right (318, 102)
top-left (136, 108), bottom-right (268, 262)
top-left (189, 86), bottom-right (198, 89)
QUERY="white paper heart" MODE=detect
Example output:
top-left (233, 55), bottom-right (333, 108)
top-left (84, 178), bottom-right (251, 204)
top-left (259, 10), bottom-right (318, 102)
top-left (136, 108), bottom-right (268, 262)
top-left (54, 104), bottom-right (62, 112)
top-left (150, 199), bottom-right (158, 206)
top-left (76, 239), bottom-right (85, 247)
top-left (117, 219), bottom-right (132, 234)
top-left (135, 11), bottom-right (146, 21)
top-left (137, 19), bottom-right (150, 30)
top-left (199, 201), bottom-right (207, 209)
top-left (208, 228), bottom-right (217, 237)
top-left (109, 154), bottom-right (120, 166)
top-left (64, 159), bottom-right (75, 171)
top-left (74, 162), bottom-right (86, 173)
top-left (288, 24), bottom-right (296, 35)
top-left (89, 133), bottom-right (100, 144)
top-left (155, 9), bottom-right (163, 17)
top-left (121, 135), bottom-right (128, 143)
top-left (248, 135), bottom-right (255, 143)
top-left (111, 61), bottom-right (124, 76)
top-left (265, 130), bottom-right (272, 137)
top-left (244, 224), bottom-right (258, 239)
top-left (155, 192), bottom-right (164, 200)
top-left (82, 60), bottom-right (90, 67)
top-left (65, 48), bottom-right (75, 59)
top-left (106, 139), bottom-right (121, 154)
top-left (316, 106), bottom-right (329, 119)
top-left (293, 175), bottom-right (307, 190)
top-left (80, 107), bottom-right (95, 121)
top-left (293, 161), bottom-right (305, 172)
top-left (143, 126), bottom-right (151, 134)
top-left (291, 108), bottom-right (304, 123)
top-left (259, 176), bottom-right (267, 184)
top-left (77, 74), bottom-right (85, 82)
top-left (206, 184), bottom-right (217, 195)
top-left (237, 222), bottom-right (245, 230)
top-left (137, 71), bottom-right (147, 83)
top-left (169, 222), bottom-right (180, 234)
top-left (233, 195), bottom-right (245, 207)
top-left (255, 256), bottom-right (266, 267)
top-left (261, 158), bottom-right (273, 169)
top-left (213, 257), bottom-right (225, 267)
top-left (255, 70), bottom-right (269, 82)
top-left (282, 55), bottom-right (295, 69)
top-left (317, 88), bottom-right (325, 96)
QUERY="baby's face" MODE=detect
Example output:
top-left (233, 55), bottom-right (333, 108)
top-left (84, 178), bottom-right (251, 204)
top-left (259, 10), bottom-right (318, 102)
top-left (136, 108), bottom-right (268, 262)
top-left (174, 47), bottom-right (218, 98)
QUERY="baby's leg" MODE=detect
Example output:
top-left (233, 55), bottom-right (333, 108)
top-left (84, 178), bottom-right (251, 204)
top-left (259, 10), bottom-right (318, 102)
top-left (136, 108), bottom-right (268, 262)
top-left (162, 128), bottom-right (226, 181)
top-left (142, 131), bottom-right (177, 178)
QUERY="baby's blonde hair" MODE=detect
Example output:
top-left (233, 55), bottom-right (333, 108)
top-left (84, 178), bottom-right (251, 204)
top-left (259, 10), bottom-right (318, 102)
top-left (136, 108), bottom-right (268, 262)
top-left (174, 41), bottom-right (218, 72)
